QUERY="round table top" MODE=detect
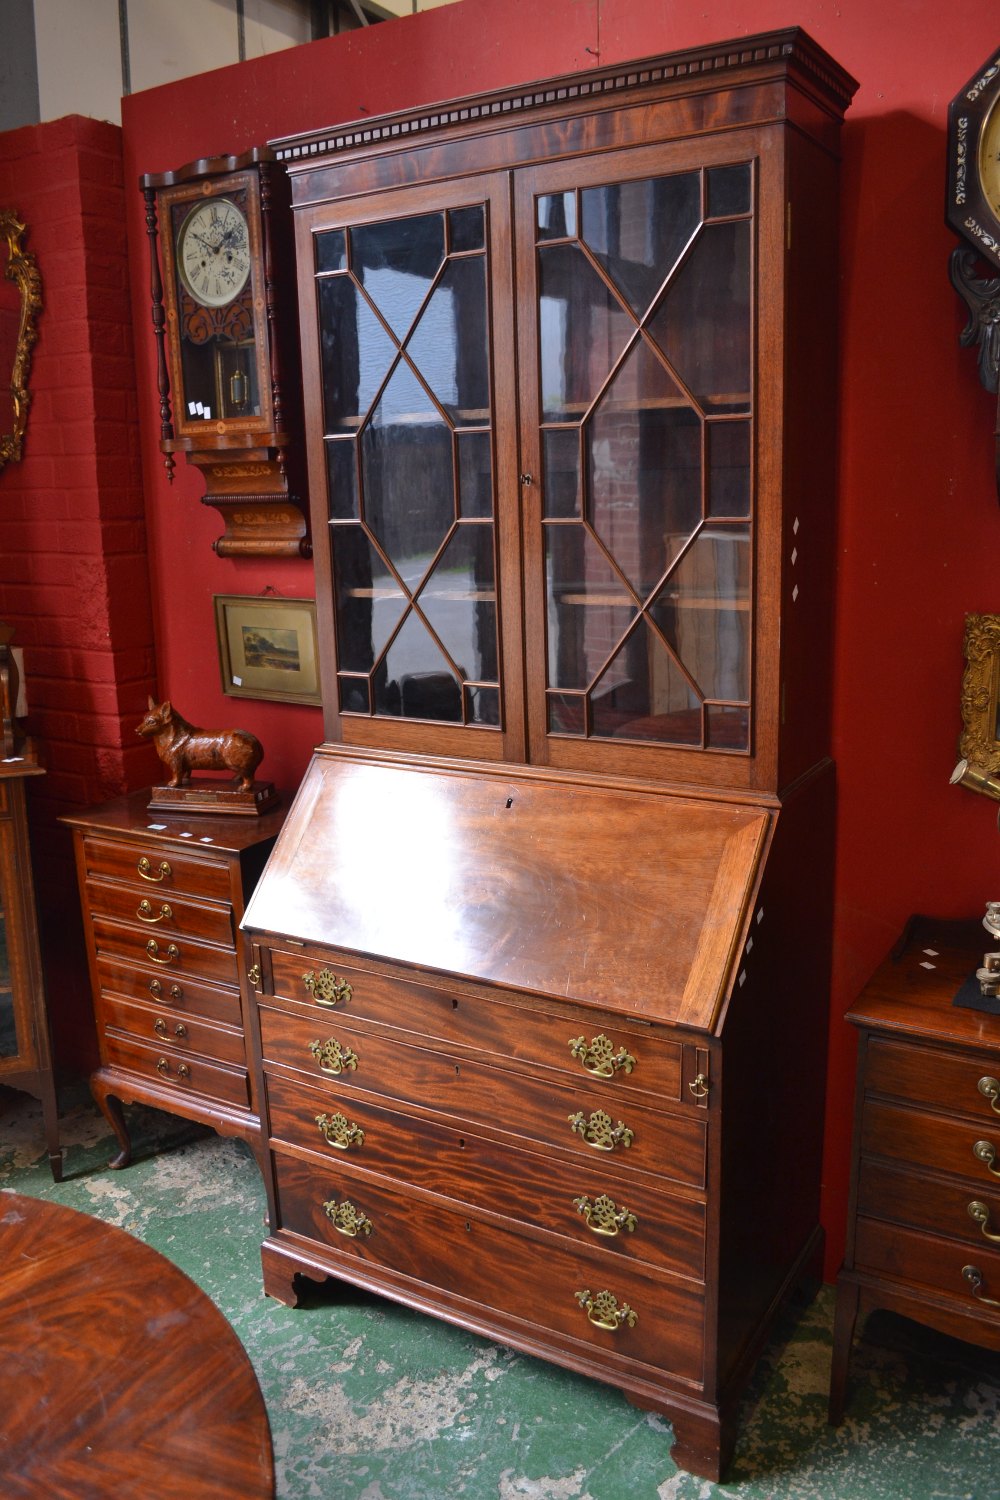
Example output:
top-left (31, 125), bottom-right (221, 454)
top-left (0, 1190), bottom-right (274, 1500)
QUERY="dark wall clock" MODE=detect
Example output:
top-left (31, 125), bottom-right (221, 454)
top-left (141, 148), bottom-right (310, 557)
top-left (946, 45), bottom-right (1000, 499)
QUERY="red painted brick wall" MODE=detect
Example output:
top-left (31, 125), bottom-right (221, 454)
top-left (0, 114), bottom-right (159, 1073)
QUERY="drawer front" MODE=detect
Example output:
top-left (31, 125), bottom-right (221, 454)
top-left (268, 950), bottom-right (682, 1103)
top-left (861, 1097), bottom-right (1000, 1186)
top-left (92, 917), bottom-right (240, 986)
top-left (265, 1072), bottom-right (706, 1280)
top-left (854, 1216), bottom-right (1000, 1320)
top-left (82, 835), bottom-right (232, 901)
top-left (866, 1035), bottom-right (1000, 1123)
top-left (85, 879), bottom-right (234, 947)
top-left (273, 1150), bottom-right (706, 1383)
top-left (101, 1031), bottom-right (250, 1110)
top-left (96, 956), bottom-right (243, 1028)
top-left (858, 1159), bottom-right (1000, 1253)
top-left (260, 1004), bottom-right (706, 1190)
top-left (100, 993), bottom-right (245, 1067)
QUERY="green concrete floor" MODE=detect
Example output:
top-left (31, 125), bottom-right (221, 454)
top-left (3, 1085), bottom-right (999, 1500)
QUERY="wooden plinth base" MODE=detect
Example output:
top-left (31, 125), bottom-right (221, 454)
top-left (147, 780), bottom-right (279, 816)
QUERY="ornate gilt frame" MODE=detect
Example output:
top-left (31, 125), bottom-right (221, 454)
top-left (959, 613), bottom-right (1000, 774)
top-left (0, 210), bottom-right (42, 470)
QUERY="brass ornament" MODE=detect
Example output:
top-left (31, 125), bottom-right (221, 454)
top-left (568, 1033), bottom-right (636, 1078)
top-left (322, 1197), bottom-right (373, 1238)
top-left (302, 969), bottom-right (353, 1008)
top-left (575, 1288), bottom-right (638, 1331)
top-left (315, 1111), bottom-right (365, 1151)
top-left (136, 900), bottom-right (172, 924)
top-left (137, 857), bottom-right (172, 883)
top-left (567, 1108), bottom-right (634, 1152)
top-left (974, 1139), bottom-right (1000, 1176)
top-left (963, 1263), bottom-right (1000, 1306)
top-left (958, 615), bottom-right (1000, 775)
top-left (573, 1193), bottom-right (638, 1237)
top-left (0, 210), bottom-right (42, 470)
top-left (146, 939), bottom-right (180, 966)
top-left (309, 1036), bottom-right (359, 1075)
top-left (979, 1075), bottom-right (1000, 1114)
top-left (968, 1200), bottom-right (1000, 1242)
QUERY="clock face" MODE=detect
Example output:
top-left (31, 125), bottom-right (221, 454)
top-left (979, 95), bottom-right (1000, 223)
top-left (177, 197), bottom-right (252, 308)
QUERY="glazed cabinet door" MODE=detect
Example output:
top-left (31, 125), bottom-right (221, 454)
top-left (295, 174), bottom-right (525, 761)
top-left (515, 133), bottom-right (782, 790)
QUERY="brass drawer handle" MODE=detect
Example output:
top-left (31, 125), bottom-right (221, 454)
top-left (568, 1109), bottom-right (634, 1152)
top-left (315, 1112), bottom-right (365, 1151)
top-left (137, 900), bottom-right (172, 924)
top-left (154, 1018), bottom-right (187, 1039)
top-left (155, 1057), bottom-right (191, 1079)
top-left (137, 857), bottom-right (171, 883)
top-left (689, 1072), bottom-right (710, 1099)
top-left (302, 969), bottom-right (353, 1008)
top-left (979, 1077), bottom-right (1000, 1114)
top-left (322, 1197), bottom-right (372, 1238)
top-left (148, 979), bottom-right (183, 1002)
top-left (575, 1289), bottom-right (637, 1332)
top-left (248, 963), bottom-right (261, 986)
top-left (573, 1193), bottom-right (637, 1237)
top-left (309, 1037), bottom-right (359, 1075)
top-left (146, 939), bottom-right (180, 966)
top-left (974, 1140), bottom-right (1000, 1177)
top-left (568, 1033), bottom-right (635, 1078)
top-left (968, 1200), bottom-right (1000, 1242)
top-left (963, 1263), bottom-right (1000, 1307)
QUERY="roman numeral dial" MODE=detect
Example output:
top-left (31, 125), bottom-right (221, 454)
top-left (176, 197), bottom-right (252, 308)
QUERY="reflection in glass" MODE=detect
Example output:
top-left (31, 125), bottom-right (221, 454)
top-left (707, 422), bottom-right (751, 518)
top-left (706, 702), bottom-right (749, 751)
top-left (537, 192), bottom-right (577, 239)
top-left (581, 172), bottom-right (701, 317)
top-left (539, 244), bottom-right (633, 421)
top-left (650, 526), bottom-right (750, 702)
top-left (318, 201), bottom-right (499, 726)
top-left (543, 428), bottom-right (582, 519)
top-left (707, 163), bottom-right (751, 219)
top-left (649, 220), bottom-right (751, 413)
top-left (591, 620), bottom-right (701, 743)
top-left (546, 525), bottom-right (637, 690)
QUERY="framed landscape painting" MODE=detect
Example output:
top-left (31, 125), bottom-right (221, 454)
top-left (214, 594), bottom-right (320, 706)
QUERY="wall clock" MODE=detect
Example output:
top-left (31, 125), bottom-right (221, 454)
top-left (946, 46), bottom-right (1000, 499)
top-left (141, 148), bottom-right (310, 557)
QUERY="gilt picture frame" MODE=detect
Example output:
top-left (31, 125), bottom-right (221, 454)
top-left (214, 594), bottom-right (320, 706)
top-left (958, 613), bottom-right (1000, 775)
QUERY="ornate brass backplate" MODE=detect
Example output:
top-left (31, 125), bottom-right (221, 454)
top-left (0, 211), bottom-right (42, 470)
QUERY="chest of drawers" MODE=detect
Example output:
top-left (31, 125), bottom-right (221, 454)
top-left (829, 920), bottom-right (1000, 1421)
top-left (62, 793), bottom-right (284, 1170)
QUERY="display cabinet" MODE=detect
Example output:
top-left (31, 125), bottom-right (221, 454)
top-left (242, 30), bottom-right (857, 1481)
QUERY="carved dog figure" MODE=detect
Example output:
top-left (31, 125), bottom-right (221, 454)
top-left (137, 697), bottom-right (263, 791)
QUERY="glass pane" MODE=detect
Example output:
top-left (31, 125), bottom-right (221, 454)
top-left (417, 523), bottom-right (498, 683)
top-left (316, 228), bottom-right (347, 272)
top-left (707, 164), bottom-right (751, 219)
top-left (537, 192), bottom-right (576, 239)
top-left (407, 256), bottom-right (489, 427)
top-left (707, 422), bottom-right (750, 518)
top-left (319, 276), bottom-right (395, 434)
top-left (325, 437), bottom-right (359, 521)
top-left (649, 220), bottom-right (751, 413)
top-left (581, 172), bottom-right (701, 318)
top-left (587, 338), bottom-right (701, 597)
top-left (457, 431), bottom-right (493, 519)
top-left (705, 702), bottom-right (749, 750)
top-left (331, 524), bottom-right (406, 672)
top-left (547, 691), bottom-right (586, 735)
top-left (449, 205), bottom-right (485, 253)
top-left (351, 213), bottom-right (445, 341)
top-left (361, 361), bottom-right (454, 570)
top-left (650, 525), bottom-right (751, 701)
top-left (338, 675), bottom-right (371, 714)
top-left (591, 619), bottom-right (701, 744)
top-left (543, 428), bottom-right (582, 519)
top-left (538, 244), bottom-right (634, 422)
top-left (374, 614), bottom-right (463, 720)
top-left (465, 683), bottom-right (499, 726)
top-left (545, 524), bottom-right (637, 690)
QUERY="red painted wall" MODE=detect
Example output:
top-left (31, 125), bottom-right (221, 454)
top-left (0, 115), bottom-right (158, 1070)
top-left (115, 1), bottom-right (1000, 1274)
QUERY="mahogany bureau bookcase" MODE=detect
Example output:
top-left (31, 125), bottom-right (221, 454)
top-left (63, 793), bottom-right (284, 1171)
top-left (241, 30), bottom-right (857, 1480)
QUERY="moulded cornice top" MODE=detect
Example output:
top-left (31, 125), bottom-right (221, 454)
top-left (270, 27), bottom-right (858, 167)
